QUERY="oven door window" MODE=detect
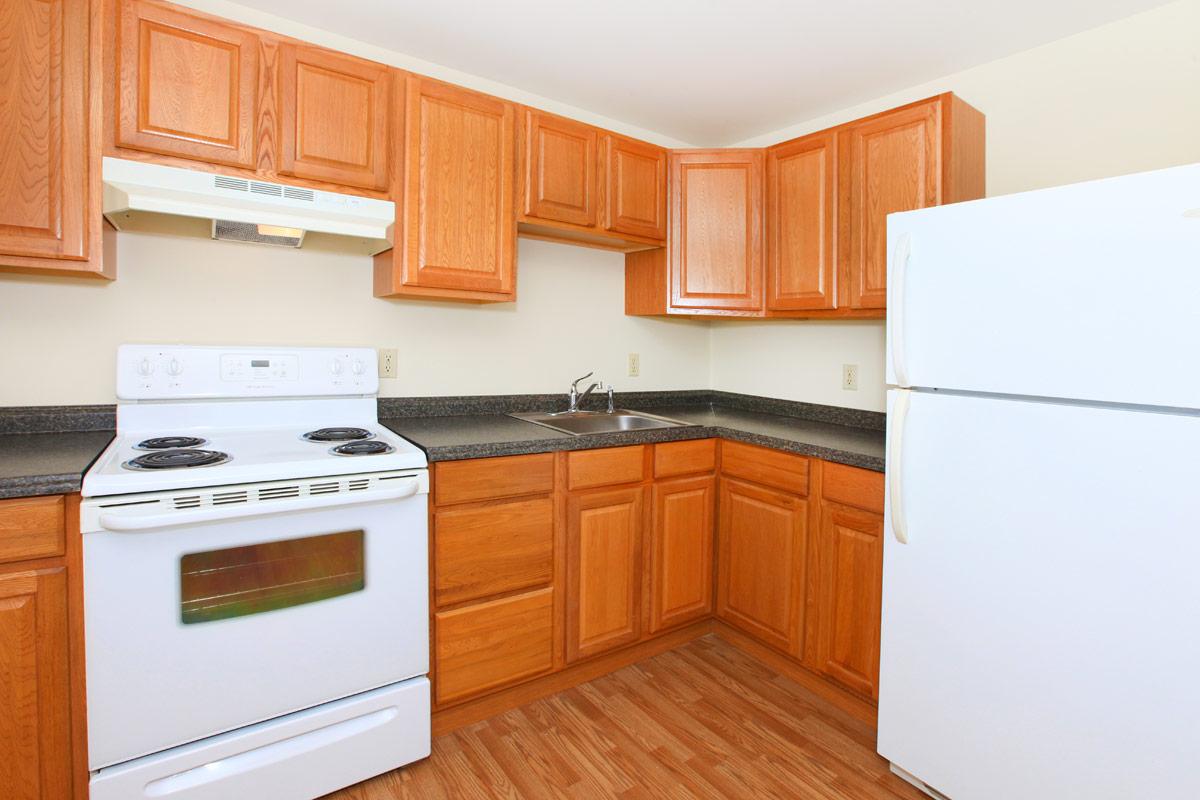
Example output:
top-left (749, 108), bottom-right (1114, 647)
top-left (180, 530), bottom-right (365, 624)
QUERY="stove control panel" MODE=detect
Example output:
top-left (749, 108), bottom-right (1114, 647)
top-left (116, 345), bottom-right (380, 399)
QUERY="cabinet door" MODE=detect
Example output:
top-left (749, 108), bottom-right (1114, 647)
top-left (521, 110), bottom-right (597, 227)
top-left (566, 487), bottom-right (643, 662)
top-left (0, 0), bottom-right (91, 263)
top-left (814, 502), bottom-right (883, 699)
top-left (670, 150), bottom-right (764, 313)
top-left (767, 131), bottom-right (836, 311)
top-left (0, 567), bottom-right (72, 800)
top-left (400, 76), bottom-right (516, 297)
top-left (649, 475), bottom-right (714, 633)
top-left (840, 100), bottom-right (940, 309)
top-left (434, 587), bottom-right (554, 707)
top-left (603, 135), bottom-right (667, 241)
top-left (278, 45), bottom-right (390, 191)
top-left (716, 478), bottom-right (805, 653)
top-left (116, 0), bottom-right (258, 168)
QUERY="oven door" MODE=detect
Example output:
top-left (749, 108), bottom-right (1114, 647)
top-left (82, 472), bottom-right (429, 769)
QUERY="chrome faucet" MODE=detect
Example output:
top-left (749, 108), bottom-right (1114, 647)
top-left (568, 372), bottom-right (600, 413)
top-left (606, 384), bottom-right (615, 414)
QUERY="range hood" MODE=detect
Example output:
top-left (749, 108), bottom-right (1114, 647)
top-left (102, 157), bottom-right (395, 254)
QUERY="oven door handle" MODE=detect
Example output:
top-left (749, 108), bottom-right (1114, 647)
top-left (97, 480), bottom-right (422, 532)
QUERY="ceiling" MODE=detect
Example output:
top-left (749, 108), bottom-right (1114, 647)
top-left (231, 0), bottom-right (1170, 145)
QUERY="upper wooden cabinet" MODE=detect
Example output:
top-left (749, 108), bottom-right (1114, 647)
top-left (115, 0), bottom-right (259, 168)
top-left (671, 149), bottom-right (765, 314)
top-left (519, 109), bottom-right (598, 228)
top-left (767, 131), bottom-right (836, 311)
top-left (374, 76), bottom-right (517, 301)
top-left (838, 93), bottom-right (985, 310)
top-left (277, 45), bottom-right (390, 191)
top-left (603, 134), bottom-right (668, 242)
top-left (0, 0), bottom-right (110, 279)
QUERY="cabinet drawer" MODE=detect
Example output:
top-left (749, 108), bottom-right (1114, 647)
top-left (720, 441), bottom-right (809, 496)
top-left (434, 497), bottom-right (554, 607)
top-left (821, 462), bottom-right (884, 514)
top-left (567, 446), bottom-right (646, 490)
top-left (0, 496), bottom-right (65, 565)
top-left (434, 453), bottom-right (555, 505)
top-left (654, 439), bottom-right (716, 478)
top-left (434, 587), bottom-right (555, 706)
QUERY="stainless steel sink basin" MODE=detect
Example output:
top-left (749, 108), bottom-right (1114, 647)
top-left (510, 409), bottom-right (695, 436)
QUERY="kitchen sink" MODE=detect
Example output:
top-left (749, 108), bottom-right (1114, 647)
top-left (510, 409), bottom-right (696, 436)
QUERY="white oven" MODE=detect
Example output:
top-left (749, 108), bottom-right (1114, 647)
top-left (81, 468), bottom-right (430, 796)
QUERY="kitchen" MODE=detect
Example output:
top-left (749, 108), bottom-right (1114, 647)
top-left (1, 0), bottom-right (1197, 798)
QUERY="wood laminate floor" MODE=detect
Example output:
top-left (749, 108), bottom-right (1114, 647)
top-left (323, 635), bottom-right (925, 799)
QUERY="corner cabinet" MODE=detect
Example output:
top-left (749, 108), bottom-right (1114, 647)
top-left (766, 131), bottom-right (836, 312)
top-left (374, 76), bottom-right (517, 302)
top-left (0, 0), bottom-right (110, 279)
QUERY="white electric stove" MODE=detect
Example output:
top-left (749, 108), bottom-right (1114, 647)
top-left (81, 345), bottom-right (431, 800)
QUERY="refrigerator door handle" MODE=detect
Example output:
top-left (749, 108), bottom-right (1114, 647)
top-left (888, 388), bottom-right (911, 544)
top-left (890, 233), bottom-right (912, 387)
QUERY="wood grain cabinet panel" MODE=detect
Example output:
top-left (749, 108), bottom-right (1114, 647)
top-left (716, 478), bottom-right (806, 653)
top-left (0, 0), bottom-right (102, 274)
top-left (813, 502), bottom-right (883, 699)
top-left (720, 441), bottom-right (809, 496)
top-left (649, 476), bottom-right (714, 633)
top-left (670, 150), bottom-right (764, 313)
top-left (116, 0), bottom-right (258, 168)
top-left (434, 587), bottom-right (555, 706)
top-left (374, 76), bottom-right (516, 301)
top-left (767, 131), bottom-right (836, 311)
top-left (604, 135), bottom-right (667, 241)
top-left (521, 110), bottom-right (597, 228)
top-left (839, 100), bottom-right (940, 310)
top-left (653, 439), bottom-right (717, 479)
top-left (566, 446), bottom-right (645, 490)
top-left (0, 497), bottom-right (65, 566)
top-left (434, 497), bottom-right (554, 607)
top-left (278, 45), bottom-right (390, 191)
top-left (0, 567), bottom-right (72, 800)
top-left (821, 462), bottom-right (885, 515)
top-left (566, 487), bottom-right (644, 662)
top-left (433, 453), bottom-right (554, 506)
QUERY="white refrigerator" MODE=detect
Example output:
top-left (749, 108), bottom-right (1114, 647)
top-left (878, 163), bottom-right (1200, 799)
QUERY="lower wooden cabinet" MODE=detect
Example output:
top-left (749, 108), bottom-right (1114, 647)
top-left (433, 587), bottom-right (555, 706)
top-left (716, 477), bottom-right (807, 653)
top-left (565, 487), bottom-right (644, 662)
top-left (648, 475), bottom-right (714, 633)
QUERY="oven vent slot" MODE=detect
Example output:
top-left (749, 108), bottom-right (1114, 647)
top-left (212, 490), bottom-right (249, 506)
top-left (258, 485), bottom-right (301, 501)
top-left (309, 481), bottom-right (341, 495)
top-left (173, 495), bottom-right (202, 509)
top-left (348, 479), bottom-right (370, 491)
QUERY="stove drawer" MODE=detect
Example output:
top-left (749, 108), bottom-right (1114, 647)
top-left (90, 678), bottom-right (430, 800)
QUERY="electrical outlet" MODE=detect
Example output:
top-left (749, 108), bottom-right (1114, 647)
top-left (378, 349), bottom-right (398, 379)
top-left (628, 353), bottom-right (640, 378)
top-left (842, 364), bottom-right (859, 391)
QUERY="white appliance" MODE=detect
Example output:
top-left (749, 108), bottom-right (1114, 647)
top-left (878, 164), bottom-right (1200, 800)
top-left (82, 345), bottom-right (431, 800)
top-left (102, 157), bottom-right (395, 252)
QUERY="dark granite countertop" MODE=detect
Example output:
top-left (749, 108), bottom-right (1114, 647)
top-left (384, 399), bottom-right (885, 472)
top-left (0, 431), bottom-right (114, 500)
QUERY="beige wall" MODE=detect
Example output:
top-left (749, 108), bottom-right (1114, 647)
top-left (0, 236), bottom-right (709, 405)
top-left (711, 0), bottom-right (1200, 412)
top-left (2, 1), bottom-right (1196, 409)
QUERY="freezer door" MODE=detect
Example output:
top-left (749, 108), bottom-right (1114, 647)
top-left (879, 389), bottom-right (1200, 799)
top-left (886, 163), bottom-right (1200, 410)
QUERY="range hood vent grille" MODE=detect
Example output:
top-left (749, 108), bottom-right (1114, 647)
top-left (213, 176), bottom-right (248, 192)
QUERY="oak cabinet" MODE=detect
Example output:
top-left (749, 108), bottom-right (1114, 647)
top-left (277, 44), bottom-right (390, 191)
top-left (603, 134), bottom-right (668, 242)
top-left (374, 76), bottom-right (517, 301)
top-left (766, 131), bottom-right (836, 311)
top-left (565, 486), bottom-right (644, 662)
top-left (520, 109), bottom-right (598, 228)
top-left (0, 0), bottom-right (109, 278)
top-left (838, 93), bottom-right (985, 310)
top-left (649, 475), bottom-right (715, 633)
top-left (716, 477), bottom-right (807, 653)
top-left (115, 0), bottom-right (259, 168)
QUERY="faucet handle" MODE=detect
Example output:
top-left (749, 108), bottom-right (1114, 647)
top-left (570, 371), bottom-right (594, 392)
